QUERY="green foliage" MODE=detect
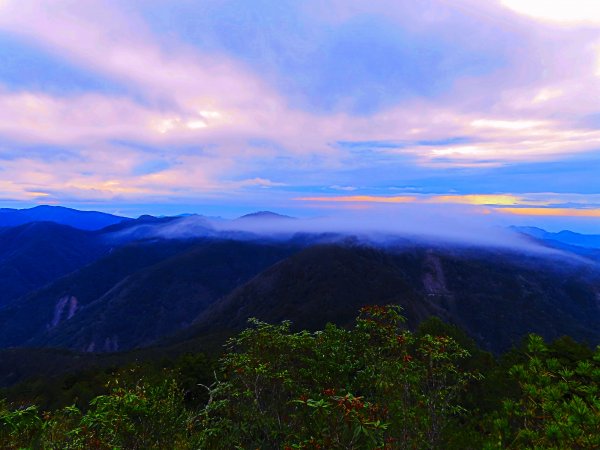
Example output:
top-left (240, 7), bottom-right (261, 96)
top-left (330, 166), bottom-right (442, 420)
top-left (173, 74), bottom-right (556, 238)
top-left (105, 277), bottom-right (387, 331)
top-left (0, 400), bottom-right (44, 448)
top-left (0, 379), bottom-right (198, 449)
top-left (488, 334), bottom-right (600, 449)
top-left (78, 379), bottom-right (195, 449)
top-left (1, 308), bottom-right (598, 449)
top-left (197, 305), bottom-right (478, 449)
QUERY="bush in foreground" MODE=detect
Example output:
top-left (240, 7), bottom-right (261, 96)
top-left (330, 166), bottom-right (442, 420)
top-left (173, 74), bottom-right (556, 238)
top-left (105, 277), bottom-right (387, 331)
top-left (1, 305), bottom-right (598, 449)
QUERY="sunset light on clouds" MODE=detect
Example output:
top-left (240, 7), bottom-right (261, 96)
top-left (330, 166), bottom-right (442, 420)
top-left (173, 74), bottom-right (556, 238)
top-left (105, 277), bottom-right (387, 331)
top-left (0, 0), bottom-right (598, 230)
top-left (501, 0), bottom-right (600, 24)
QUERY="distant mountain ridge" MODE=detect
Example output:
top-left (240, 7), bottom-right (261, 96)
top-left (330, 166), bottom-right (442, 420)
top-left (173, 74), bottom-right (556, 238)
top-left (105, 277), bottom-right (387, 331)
top-left (0, 208), bottom-right (599, 388)
top-left (0, 206), bottom-right (599, 358)
top-left (8, 236), bottom-right (600, 355)
top-left (181, 244), bottom-right (600, 353)
top-left (0, 222), bottom-right (108, 307)
top-left (0, 205), bottom-right (129, 230)
top-left (0, 239), bottom-right (198, 349)
top-left (0, 235), bottom-right (299, 352)
top-left (514, 226), bottom-right (600, 249)
top-left (236, 211), bottom-right (295, 220)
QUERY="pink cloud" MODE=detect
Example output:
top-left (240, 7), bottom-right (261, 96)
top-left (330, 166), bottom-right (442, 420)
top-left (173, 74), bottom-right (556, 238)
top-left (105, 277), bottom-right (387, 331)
top-left (0, 0), bottom-right (599, 205)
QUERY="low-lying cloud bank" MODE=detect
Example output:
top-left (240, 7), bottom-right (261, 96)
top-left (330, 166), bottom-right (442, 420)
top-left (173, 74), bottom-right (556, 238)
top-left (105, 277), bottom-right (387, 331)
top-left (108, 203), bottom-right (586, 260)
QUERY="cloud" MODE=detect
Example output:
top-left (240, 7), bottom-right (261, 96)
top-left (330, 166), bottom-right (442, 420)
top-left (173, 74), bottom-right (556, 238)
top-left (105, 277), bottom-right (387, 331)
top-left (237, 178), bottom-right (287, 188)
top-left (297, 195), bottom-right (417, 204)
top-left (128, 203), bottom-right (576, 258)
top-left (0, 1), bottom-right (268, 108)
top-left (330, 185), bottom-right (357, 191)
top-left (500, 0), bottom-right (600, 25)
top-left (499, 208), bottom-right (600, 217)
top-left (295, 192), bottom-right (600, 220)
top-left (0, 90), bottom-right (167, 144)
top-left (0, 0), bottom-right (598, 219)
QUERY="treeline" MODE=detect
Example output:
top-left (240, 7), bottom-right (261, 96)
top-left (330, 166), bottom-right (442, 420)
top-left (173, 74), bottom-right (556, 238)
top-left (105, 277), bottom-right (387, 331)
top-left (1, 306), bottom-right (598, 449)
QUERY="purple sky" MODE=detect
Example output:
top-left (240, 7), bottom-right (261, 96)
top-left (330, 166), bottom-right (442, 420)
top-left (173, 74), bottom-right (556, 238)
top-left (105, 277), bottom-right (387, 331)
top-left (0, 1), bottom-right (599, 231)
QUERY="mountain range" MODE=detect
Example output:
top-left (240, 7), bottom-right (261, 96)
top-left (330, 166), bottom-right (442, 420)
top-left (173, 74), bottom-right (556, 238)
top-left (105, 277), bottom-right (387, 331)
top-left (180, 243), bottom-right (600, 353)
top-left (0, 205), bottom-right (127, 230)
top-left (0, 205), bottom-right (599, 386)
top-left (514, 226), bottom-right (600, 249)
top-left (0, 222), bottom-right (108, 307)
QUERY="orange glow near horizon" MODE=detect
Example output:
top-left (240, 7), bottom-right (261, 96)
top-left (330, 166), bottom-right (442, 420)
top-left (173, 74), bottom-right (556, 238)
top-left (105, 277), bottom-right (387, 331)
top-left (498, 207), bottom-right (600, 217)
top-left (297, 194), bottom-right (600, 218)
top-left (429, 194), bottom-right (524, 206)
top-left (297, 194), bottom-right (528, 206)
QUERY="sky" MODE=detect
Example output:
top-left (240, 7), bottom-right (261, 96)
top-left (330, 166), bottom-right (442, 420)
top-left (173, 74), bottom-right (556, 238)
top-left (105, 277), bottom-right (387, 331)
top-left (0, 0), bottom-right (599, 232)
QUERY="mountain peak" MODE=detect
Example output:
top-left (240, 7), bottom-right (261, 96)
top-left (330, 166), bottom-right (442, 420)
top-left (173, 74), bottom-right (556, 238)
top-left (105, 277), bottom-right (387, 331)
top-left (514, 226), bottom-right (600, 250)
top-left (237, 211), bottom-right (295, 220)
top-left (0, 205), bottom-right (128, 230)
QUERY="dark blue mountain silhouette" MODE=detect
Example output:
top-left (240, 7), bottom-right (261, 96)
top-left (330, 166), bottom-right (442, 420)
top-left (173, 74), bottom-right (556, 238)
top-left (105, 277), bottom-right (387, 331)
top-left (0, 205), bottom-right (128, 230)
